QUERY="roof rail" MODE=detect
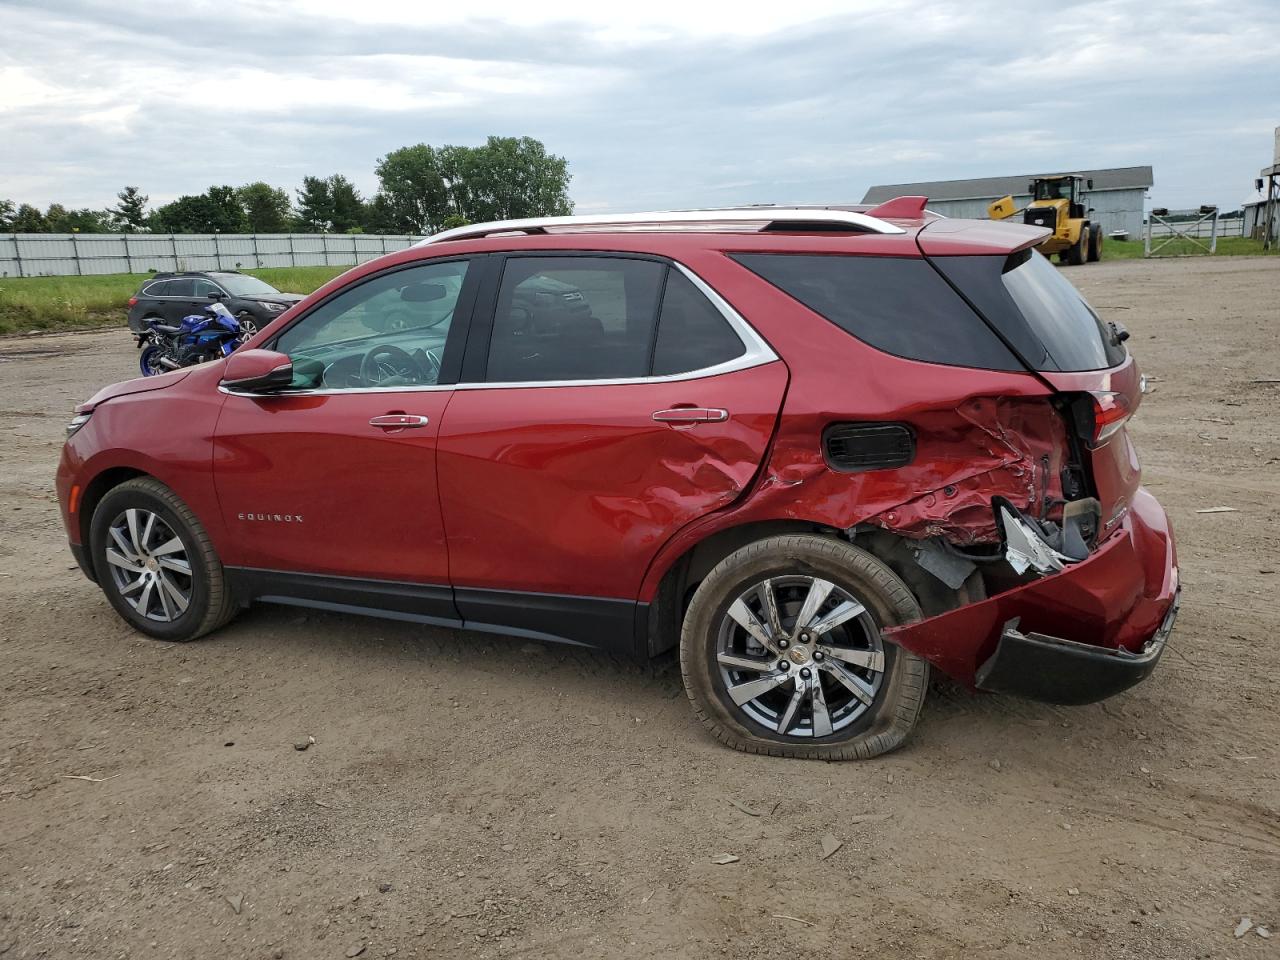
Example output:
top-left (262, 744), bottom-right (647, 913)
top-left (417, 208), bottom-right (907, 245)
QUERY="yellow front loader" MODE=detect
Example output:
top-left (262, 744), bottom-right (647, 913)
top-left (988, 174), bottom-right (1102, 264)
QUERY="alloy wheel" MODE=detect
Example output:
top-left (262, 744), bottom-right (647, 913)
top-left (103, 508), bottom-right (193, 623)
top-left (715, 575), bottom-right (885, 738)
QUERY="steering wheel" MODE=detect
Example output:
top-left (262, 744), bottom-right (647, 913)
top-left (359, 343), bottom-right (427, 387)
top-left (416, 347), bottom-right (442, 383)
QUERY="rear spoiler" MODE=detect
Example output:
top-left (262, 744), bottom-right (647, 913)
top-left (917, 218), bottom-right (1051, 257)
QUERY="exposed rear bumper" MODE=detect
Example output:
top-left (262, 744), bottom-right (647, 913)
top-left (884, 486), bottom-right (1178, 703)
top-left (973, 589), bottom-right (1179, 705)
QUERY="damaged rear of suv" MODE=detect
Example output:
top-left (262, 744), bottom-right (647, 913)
top-left (665, 207), bottom-right (1178, 759)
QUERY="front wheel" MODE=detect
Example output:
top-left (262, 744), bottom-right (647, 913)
top-left (236, 312), bottom-right (259, 343)
top-left (89, 477), bottom-right (238, 641)
top-left (1087, 225), bottom-right (1103, 262)
top-left (1066, 226), bottom-right (1088, 265)
top-left (679, 535), bottom-right (927, 760)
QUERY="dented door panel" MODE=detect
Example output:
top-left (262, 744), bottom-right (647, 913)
top-left (436, 362), bottom-right (789, 599)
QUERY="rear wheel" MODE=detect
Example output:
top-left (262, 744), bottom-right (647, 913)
top-left (138, 344), bottom-right (167, 377)
top-left (89, 478), bottom-right (238, 642)
top-left (679, 535), bottom-right (927, 760)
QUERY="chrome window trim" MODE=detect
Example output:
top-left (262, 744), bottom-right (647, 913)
top-left (418, 207), bottom-right (906, 244)
top-left (219, 262), bottom-right (779, 398)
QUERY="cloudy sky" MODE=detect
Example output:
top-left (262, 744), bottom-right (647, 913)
top-left (2, 0), bottom-right (1277, 215)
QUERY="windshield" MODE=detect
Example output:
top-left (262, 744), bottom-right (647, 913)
top-left (1001, 250), bottom-right (1125, 371)
top-left (1033, 179), bottom-right (1073, 201)
top-left (216, 274), bottom-right (281, 297)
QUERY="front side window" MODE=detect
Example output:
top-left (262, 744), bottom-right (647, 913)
top-left (273, 259), bottom-right (468, 390)
top-left (192, 278), bottom-right (222, 298)
top-left (484, 257), bottom-right (747, 383)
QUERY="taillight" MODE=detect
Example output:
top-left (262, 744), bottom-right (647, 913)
top-left (1090, 391), bottom-right (1131, 444)
top-left (128, 297), bottom-right (138, 307)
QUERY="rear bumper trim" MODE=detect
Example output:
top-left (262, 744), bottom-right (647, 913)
top-left (974, 588), bottom-right (1180, 705)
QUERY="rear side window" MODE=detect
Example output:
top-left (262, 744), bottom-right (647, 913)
top-left (167, 278), bottom-right (195, 297)
top-left (483, 257), bottom-right (747, 383)
top-left (731, 254), bottom-right (1021, 371)
top-left (143, 280), bottom-right (170, 297)
top-left (486, 257), bottom-right (664, 383)
top-left (652, 270), bottom-right (745, 376)
top-left (999, 250), bottom-right (1126, 371)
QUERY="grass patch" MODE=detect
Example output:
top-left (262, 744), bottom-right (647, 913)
top-left (1103, 236), bottom-right (1277, 260)
top-left (0, 266), bottom-right (349, 336)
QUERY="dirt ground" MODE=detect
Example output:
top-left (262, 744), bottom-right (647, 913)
top-left (1, 256), bottom-right (1277, 959)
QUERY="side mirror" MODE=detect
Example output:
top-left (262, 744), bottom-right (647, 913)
top-left (207, 292), bottom-right (223, 301)
top-left (220, 348), bottom-right (293, 393)
top-left (1086, 179), bottom-right (1094, 190)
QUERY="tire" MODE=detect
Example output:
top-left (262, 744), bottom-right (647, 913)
top-left (236, 311), bottom-right (259, 342)
top-left (138, 344), bottom-right (167, 377)
top-left (679, 534), bottom-right (927, 760)
top-left (1067, 226), bottom-right (1088, 265)
top-left (1087, 225), bottom-right (1103, 262)
top-left (89, 477), bottom-right (238, 642)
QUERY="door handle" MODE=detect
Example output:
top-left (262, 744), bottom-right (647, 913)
top-left (651, 407), bottom-right (729, 424)
top-left (369, 414), bottom-right (430, 428)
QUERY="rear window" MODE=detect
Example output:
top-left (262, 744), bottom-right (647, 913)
top-left (999, 250), bottom-right (1126, 371)
top-left (731, 254), bottom-right (1021, 371)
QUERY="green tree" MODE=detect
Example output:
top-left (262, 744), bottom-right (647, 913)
top-left (373, 136), bottom-right (572, 234)
top-left (0, 199), bottom-right (16, 231)
top-left (237, 182), bottom-right (293, 232)
top-left (295, 176), bottom-right (333, 232)
top-left (361, 193), bottom-right (400, 234)
top-left (12, 203), bottom-right (49, 232)
top-left (464, 136), bottom-right (573, 222)
top-left (112, 186), bottom-right (148, 232)
top-left (49, 207), bottom-right (110, 233)
top-left (149, 186), bottom-right (246, 233)
top-left (327, 175), bottom-right (364, 233)
top-left (373, 144), bottom-right (449, 233)
top-left (205, 186), bottom-right (248, 232)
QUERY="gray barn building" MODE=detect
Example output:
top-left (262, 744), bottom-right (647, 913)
top-left (862, 166), bottom-right (1153, 239)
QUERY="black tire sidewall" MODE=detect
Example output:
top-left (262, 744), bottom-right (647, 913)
top-left (681, 536), bottom-right (926, 759)
top-left (89, 485), bottom-right (212, 641)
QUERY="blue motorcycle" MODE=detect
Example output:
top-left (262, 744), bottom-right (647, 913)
top-left (135, 301), bottom-right (251, 377)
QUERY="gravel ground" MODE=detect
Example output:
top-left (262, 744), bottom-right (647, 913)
top-left (1, 256), bottom-right (1277, 959)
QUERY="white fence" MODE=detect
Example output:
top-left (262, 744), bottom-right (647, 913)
top-left (0, 233), bottom-right (423, 278)
top-left (1147, 217), bottom-right (1244, 239)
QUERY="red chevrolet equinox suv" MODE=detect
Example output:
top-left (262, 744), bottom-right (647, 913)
top-left (56, 199), bottom-right (1179, 760)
